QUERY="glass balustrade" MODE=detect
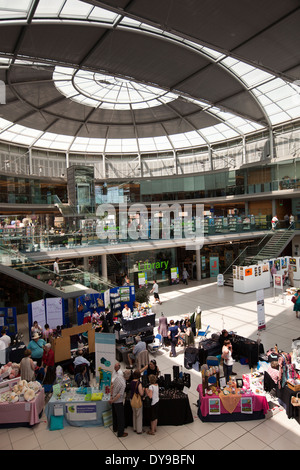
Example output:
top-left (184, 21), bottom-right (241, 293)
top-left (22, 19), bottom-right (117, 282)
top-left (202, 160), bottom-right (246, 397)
top-left (0, 245), bottom-right (114, 294)
top-left (0, 215), bottom-right (296, 254)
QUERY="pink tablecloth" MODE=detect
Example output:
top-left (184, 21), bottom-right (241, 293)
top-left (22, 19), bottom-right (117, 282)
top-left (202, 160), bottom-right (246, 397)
top-left (197, 385), bottom-right (269, 417)
top-left (0, 389), bottom-right (45, 426)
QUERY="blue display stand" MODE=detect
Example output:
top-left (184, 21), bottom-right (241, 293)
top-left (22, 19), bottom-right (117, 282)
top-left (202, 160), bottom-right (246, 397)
top-left (76, 287), bottom-right (135, 325)
top-left (0, 307), bottom-right (17, 336)
top-left (76, 292), bottom-right (105, 325)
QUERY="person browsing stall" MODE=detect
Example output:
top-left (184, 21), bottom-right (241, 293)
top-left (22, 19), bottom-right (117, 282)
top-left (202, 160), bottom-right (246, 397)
top-left (27, 333), bottom-right (46, 367)
top-left (222, 339), bottom-right (234, 383)
top-left (140, 359), bottom-right (160, 377)
top-left (0, 327), bottom-right (11, 348)
top-left (168, 320), bottom-right (179, 357)
top-left (130, 369), bottom-right (145, 434)
top-left (127, 336), bottom-right (146, 369)
top-left (145, 374), bottom-right (159, 435)
top-left (20, 349), bottom-right (36, 382)
top-left (109, 370), bottom-right (128, 438)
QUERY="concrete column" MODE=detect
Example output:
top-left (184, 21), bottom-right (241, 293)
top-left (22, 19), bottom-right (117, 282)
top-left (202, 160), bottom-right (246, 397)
top-left (83, 257), bottom-right (89, 271)
top-left (196, 248), bottom-right (201, 281)
top-left (272, 199), bottom-right (276, 216)
top-left (101, 253), bottom-right (107, 280)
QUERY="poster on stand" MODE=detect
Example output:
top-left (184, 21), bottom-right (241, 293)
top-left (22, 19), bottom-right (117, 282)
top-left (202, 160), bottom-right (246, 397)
top-left (170, 267), bottom-right (179, 284)
top-left (104, 289), bottom-right (110, 308)
top-left (45, 298), bottom-right (64, 330)
top-left (31, 299), bottom-right (46, 331)
top-left (138, 272), bottom-right (147, 286)
top-left (209, 257), bottom-right (219, 277)
top-left (273, 275), bottom-right (283, 290)
top-left (256, 289), bottom-right (266, 330)
top-left (95, 332), bottom-right (115, 400)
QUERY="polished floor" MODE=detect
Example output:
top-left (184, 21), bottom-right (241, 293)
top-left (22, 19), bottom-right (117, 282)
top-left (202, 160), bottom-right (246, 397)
top-left (1, 278), bottom-right (300, 451)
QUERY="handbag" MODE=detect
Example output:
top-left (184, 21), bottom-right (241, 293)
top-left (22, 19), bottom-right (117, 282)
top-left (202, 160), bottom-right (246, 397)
top-left (143, 395), bottom-right (151, 408)
top-left (291, 296), bottom-right (297, 304)
top-left (130, 381), bottom-right (142, 409)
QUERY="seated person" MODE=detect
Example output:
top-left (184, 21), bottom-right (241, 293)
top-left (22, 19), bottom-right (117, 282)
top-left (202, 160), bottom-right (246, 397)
top-left (74, 364), bottom-right (90, 387)
top-left (127, 336), bottom-right (146, 369)
top-left (122, 304), bottom-right (131, 319)
top-left (140, 359), bottom-right (160, 377)
top-left (74, 349), bottom-right (90, 380)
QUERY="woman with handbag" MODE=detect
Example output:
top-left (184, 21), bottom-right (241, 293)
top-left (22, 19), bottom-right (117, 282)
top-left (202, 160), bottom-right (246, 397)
top-left (130, 369), bottom-right (144, 434)
top-left (292, 289), bottom-right (300, 318)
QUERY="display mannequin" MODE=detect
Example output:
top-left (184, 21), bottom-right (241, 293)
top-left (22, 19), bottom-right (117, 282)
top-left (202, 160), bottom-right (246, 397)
top-left (195, 306), bottom-right (202, 333)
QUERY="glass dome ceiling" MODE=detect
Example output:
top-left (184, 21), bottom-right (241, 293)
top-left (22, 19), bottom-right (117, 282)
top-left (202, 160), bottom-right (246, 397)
top-left (0, 0), bottom-right (299, 154)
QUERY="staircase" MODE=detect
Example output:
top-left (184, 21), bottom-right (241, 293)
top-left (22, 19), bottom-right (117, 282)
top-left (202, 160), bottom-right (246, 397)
top-left (0, 245), bottom-right (116, 299)
top-left (224, 228), bottom-right (295, 287)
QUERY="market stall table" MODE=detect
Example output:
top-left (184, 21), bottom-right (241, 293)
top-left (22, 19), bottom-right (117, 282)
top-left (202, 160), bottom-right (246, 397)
top-left (274, 384), bottom-right (300, 425)
top-left (231, 335), bottom-right (264, 369)
top-left (125, 390), bottom-right (193, 427)
top-left (121, 313), bottom-right (155, 333)
top-left (197, 384), bottom-right (268, 422)
top-left (45, 388), bottom-right (111, 427)
top-left (0, 389), bottom-right (45, 427)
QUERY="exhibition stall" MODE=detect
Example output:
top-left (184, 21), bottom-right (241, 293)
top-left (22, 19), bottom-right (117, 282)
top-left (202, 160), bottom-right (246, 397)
top-left (0, 377), bottom-right (45, 426)
top-left (233, 263), bottom-right (270, 293)
top-left (197, 376), bottom-right (269, 422)
top-left (233, 256), bottom-right (300, 294)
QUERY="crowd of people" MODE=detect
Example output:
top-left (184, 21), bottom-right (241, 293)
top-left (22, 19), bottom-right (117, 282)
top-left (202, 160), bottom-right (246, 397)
top-left (109, 360), bottom-right (160, 438)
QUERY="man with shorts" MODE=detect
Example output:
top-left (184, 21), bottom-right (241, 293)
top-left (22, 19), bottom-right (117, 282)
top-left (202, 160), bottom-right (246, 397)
top-left (151, 280), bottom-right (162, 304)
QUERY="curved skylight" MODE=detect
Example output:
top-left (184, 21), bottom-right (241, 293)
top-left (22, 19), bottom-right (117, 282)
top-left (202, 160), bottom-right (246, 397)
top-left (53, 67), bottom-right (178, 110)
top-left (0, 0), bottom-right (299, 154)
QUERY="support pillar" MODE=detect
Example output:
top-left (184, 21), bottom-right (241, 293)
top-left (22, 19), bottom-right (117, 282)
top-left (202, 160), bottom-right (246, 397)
top-left (101, 253), bottom-right (107, 280)
top-left (196, 248), bottom-right (201, 281)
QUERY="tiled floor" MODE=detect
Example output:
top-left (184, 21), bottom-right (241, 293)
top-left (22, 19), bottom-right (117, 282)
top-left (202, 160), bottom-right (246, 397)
top-left (2, 278), bottom-right (300, 451)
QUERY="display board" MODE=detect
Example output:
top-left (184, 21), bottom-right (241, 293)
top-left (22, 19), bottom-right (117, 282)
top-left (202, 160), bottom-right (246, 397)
top-left (138, 272), bottom-right (147, 286)
top-left (170, 267), bottom-right (179, 284)
top-left (210, 257), bottom-right (219, 277)
top-left (28, 298), bottom-right (65, 338)
top-left (76, 293), bottom-right (105, 325)
top-left (265, 256), bottom-right (300, 281)
top-left (50, 323), bottom-right (95, 363)
top-left (233, 263), bottom-right (270, 293)
top-left (76, 287), bottom-right (135, 324)
top-left (95, 332), bottom-right (115, 400)
top-left (0, 307), bottom-right (17, 336)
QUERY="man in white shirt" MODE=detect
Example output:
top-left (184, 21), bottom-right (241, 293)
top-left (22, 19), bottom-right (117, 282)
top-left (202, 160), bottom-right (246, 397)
top-left (0, 328), bottom-right (11, 348)
top-left (53, 257), bottom-right (59, 275)
top-left (122, 304), bottom-right (131, 319)
top-left (150, 280), bottom-right (162, 304)
top-left (111, 362), bottom-right (123, 384)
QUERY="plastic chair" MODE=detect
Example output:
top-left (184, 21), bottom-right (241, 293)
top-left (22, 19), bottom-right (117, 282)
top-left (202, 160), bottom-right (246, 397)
top-left (147, 334), bottom-right (162, 354)
top-left (197, 325), bottom-right (210, 341)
